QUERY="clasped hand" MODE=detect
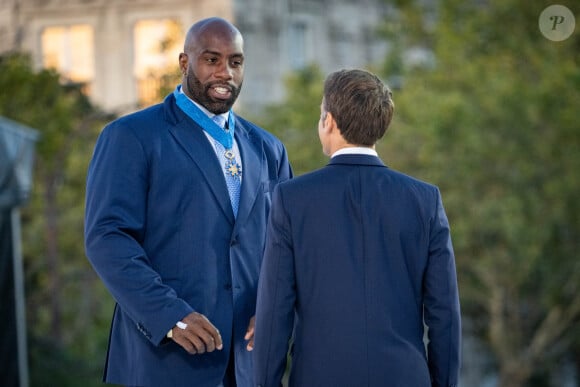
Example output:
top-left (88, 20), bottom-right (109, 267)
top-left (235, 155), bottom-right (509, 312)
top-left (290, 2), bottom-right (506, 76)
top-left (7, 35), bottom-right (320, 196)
top-left (169, 312), bottom-right (255, 354)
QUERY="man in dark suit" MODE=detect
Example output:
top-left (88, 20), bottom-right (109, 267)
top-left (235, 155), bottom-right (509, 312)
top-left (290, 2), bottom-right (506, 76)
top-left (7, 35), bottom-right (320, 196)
top-left (84, 17), bottom-right (292, 387)
top-left (253, 69), bottom-right (461, 387)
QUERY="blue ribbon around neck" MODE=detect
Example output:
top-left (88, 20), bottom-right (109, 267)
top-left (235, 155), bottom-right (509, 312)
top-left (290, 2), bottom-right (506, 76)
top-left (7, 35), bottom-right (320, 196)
top-left (173, 85), bottom-right (235, 149)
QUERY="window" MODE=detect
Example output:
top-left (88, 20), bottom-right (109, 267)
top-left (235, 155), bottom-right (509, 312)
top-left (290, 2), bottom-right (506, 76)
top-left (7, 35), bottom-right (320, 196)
top-left (134, 19), bottom-right (182, 106)
top-left (289, 21), bottom-right (307, 70)
top-left (41, 24), bottom-right (94, 93)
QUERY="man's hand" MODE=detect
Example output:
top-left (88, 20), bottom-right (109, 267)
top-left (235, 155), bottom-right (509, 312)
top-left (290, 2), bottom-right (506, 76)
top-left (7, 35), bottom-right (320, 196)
top-left (169, 312), bottom-right (223, 354)
top-left (244, 316), bottom-right (255, 351)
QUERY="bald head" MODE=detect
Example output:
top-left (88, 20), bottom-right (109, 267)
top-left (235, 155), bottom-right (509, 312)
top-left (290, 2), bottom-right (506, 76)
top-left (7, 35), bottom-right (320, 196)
top-left (179, 18), bottom-right (245, 114)
top-left (184, 17), bottom-right (243, 53)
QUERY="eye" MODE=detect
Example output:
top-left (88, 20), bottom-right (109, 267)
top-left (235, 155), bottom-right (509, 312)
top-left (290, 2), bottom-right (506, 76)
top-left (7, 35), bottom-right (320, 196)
top-left (230, 57), bottom-right (244, 67)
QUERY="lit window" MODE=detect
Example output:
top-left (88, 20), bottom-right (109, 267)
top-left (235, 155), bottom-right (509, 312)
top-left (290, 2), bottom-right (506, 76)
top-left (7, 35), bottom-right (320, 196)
top-left (134, 19), bottom-right (182, 106)
top-left (41, 25), bottom-right (94, 90)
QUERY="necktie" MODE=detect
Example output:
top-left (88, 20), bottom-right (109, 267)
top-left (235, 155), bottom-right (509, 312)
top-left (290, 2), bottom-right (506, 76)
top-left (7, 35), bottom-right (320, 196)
top-left (212, 115), bottom-right (241, 217)
top-left (212, 114), bottom-right (226, 131)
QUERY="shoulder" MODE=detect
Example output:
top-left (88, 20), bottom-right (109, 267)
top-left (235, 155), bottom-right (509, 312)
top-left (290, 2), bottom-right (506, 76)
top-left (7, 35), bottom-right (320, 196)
top-left (274, 166), bottom-right (330, 194)
top-left (282, 163), bottom-right (440, 196)
top-left (386, 167), bottom-right (436, 188)
top-left (105, 93), bottom-right (179, 131)
top-left (380, 167), bottom-right (442, 204)
top-left (235, 115), bottom-right (284, 148)
top-left (101, 101), bottom-right (168, 138)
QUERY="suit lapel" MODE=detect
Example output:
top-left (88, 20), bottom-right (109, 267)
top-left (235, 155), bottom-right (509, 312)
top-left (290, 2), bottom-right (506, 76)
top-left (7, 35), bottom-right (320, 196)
top-left (168, 107), bottom-right (235, 225)
top-left (233, 118), bottom-right (264, 229)
top-left (165, 95), bottom-right (266, 227)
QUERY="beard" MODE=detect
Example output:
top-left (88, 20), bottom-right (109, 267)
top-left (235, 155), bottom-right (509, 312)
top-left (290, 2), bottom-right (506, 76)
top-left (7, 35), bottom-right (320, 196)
top-left (184, 70), bottom-right (242, 114)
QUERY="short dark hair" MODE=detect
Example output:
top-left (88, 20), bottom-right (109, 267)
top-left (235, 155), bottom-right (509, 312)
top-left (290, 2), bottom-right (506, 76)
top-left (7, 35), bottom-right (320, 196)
top-left (323, 69), bottom-right (394, 146)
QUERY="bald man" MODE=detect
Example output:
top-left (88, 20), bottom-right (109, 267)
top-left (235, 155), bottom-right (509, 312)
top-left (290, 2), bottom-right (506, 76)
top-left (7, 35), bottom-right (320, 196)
top-left (85, 17), bottom-right (292, 387)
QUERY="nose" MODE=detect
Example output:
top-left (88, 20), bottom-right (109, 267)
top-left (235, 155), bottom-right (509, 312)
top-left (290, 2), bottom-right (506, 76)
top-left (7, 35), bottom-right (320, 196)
top-left (215, 62), bottom-right (233, 80)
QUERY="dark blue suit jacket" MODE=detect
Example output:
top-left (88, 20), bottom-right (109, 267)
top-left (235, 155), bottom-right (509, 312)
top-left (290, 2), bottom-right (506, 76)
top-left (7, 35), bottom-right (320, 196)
top-left (84, 93), bottom-right (292, 386)
top-left (254, 154), bottom-right (461, 387)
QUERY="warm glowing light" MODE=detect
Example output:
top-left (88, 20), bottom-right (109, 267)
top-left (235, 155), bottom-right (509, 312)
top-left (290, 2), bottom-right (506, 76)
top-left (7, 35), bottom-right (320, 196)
top-left (41, 25), bottom-right (94, 82)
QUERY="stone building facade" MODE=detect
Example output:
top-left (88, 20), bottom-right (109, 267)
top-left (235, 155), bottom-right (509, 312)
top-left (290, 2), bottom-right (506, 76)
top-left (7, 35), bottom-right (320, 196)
top-left (0, 0), bottom-right (233, 112)
top-left (0, 0), bottom-right (390, 114)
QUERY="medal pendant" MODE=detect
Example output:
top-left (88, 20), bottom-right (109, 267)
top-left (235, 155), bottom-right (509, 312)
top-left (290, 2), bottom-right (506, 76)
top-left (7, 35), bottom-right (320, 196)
top-left (224, 150), bottom-right (235, 160)
top-left (224, 150), bottom-right (242, 177)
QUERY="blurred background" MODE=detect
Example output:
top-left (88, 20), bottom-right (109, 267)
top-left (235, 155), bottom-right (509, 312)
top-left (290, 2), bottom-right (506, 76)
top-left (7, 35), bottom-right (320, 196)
top-left (0, 0), bottom-right (578, 386)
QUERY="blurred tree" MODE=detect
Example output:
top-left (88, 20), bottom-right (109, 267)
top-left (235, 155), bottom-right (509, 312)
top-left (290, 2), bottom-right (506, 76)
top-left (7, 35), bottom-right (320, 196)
top-left (152, 19), bottom-right (183, 106)
top-left (378, 0), bottom-right (580, 385)
top-left (250, 64), bottom-right (327, 176)
top-left (0, 52), bottom-right (115, 386)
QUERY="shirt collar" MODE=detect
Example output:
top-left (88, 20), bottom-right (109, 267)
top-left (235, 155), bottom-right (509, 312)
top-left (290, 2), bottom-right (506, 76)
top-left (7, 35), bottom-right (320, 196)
top-left (331, 146), bottom-right (378, 158)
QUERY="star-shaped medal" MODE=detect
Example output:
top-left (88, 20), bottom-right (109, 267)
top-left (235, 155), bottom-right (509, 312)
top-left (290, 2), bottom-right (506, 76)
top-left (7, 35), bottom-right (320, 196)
top-left (225, 158), bottom-right (242, 177)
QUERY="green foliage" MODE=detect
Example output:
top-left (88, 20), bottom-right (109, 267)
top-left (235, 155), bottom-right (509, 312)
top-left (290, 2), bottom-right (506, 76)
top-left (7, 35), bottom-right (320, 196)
top-left (250, 64), bottom-right (327, 176)
top-left (0, 52), bottom-right (115, 384)
top-left (29, 336), bottom-right (109, 387)
top-left (2, 0), bottom-right (578, 382)
top-left (378, 0), bottom-right (580, 384)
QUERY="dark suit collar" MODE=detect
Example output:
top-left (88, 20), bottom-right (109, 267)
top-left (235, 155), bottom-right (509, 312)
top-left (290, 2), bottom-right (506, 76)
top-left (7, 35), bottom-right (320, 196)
top-left (328, 153), bottom-right (386, 168)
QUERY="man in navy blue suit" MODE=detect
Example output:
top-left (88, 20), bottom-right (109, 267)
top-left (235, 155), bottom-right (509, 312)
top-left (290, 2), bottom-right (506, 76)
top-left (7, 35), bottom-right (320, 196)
top-left (85, 17), bottom-right (292, 387)
top-left (253, 69), bottom-right (461, 387)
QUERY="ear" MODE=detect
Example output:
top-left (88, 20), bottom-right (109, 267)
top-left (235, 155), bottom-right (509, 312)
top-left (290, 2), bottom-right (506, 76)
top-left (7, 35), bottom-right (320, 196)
top-left (178, 53), bottom-right (188, 75)
top-left (325, 112), bottom-right (337, 133)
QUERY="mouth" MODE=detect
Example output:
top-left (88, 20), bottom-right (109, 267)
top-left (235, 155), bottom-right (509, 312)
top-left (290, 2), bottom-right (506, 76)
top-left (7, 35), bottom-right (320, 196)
top-left (208, 85), bottom-right (233, 100)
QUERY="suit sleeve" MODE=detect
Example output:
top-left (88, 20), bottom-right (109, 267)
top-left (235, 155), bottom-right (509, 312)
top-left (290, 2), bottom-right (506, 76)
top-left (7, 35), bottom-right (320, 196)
top-left (423, 188), bottom-right (461, 387)
top-left (254, 184), bottom-right (296, 387)
top-left (84, 123), bottom-right (192, 345)
top-left (277, 141), bottom-right (293, 181)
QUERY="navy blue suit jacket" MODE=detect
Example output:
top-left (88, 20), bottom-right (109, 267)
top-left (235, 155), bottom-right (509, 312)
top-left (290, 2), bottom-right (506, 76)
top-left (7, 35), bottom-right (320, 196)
top-left (84, 93), bottom-right (292, 386)
top-left (254, 154), bottom-right (461, 387)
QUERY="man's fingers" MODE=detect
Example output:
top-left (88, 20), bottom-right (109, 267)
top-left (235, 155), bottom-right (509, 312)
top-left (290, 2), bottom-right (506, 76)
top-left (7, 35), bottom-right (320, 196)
top-left (176, 312), bottom-right (224, 353)
top-left (244, 326), bottom-right (254, 340)
top-left (246, 337), bottom-right (254, 351)
top-left (174, 335), bottom-right (197, 355)
top-left (189, 313), bottom-right (223, 351)
top-left (212, 331), bottom-right (223, 350)
top-left (174, 329), bottom-right (210, 354)
top-left (189, 334), bottom-right (208, 354)
top-left (245, 316), bottom-right (255, 351)
top-left (198, 331), bottom-right (217, 352)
